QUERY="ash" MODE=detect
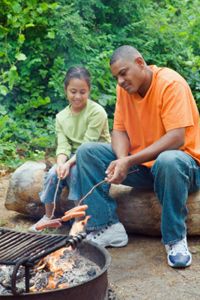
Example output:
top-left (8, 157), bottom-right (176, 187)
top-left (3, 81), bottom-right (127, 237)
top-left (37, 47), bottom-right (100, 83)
top-left (0, 264), bottom-right (25, 295)
top-left (0, 249), bottom-right (100, 295)
top-left (31, 248), bottom-right (101, 291)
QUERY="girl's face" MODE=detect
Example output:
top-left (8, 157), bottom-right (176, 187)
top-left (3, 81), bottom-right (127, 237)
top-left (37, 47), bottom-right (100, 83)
top-left (65, 78), bottom-right (90, 113)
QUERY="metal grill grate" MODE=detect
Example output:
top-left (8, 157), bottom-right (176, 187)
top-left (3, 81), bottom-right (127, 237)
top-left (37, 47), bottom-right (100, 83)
top-left (0, 227), bottom-right (86, 295)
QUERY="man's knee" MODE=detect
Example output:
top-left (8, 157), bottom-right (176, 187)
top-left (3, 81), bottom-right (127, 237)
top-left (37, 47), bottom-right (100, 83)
top-left (77, 142), bottom-right (100, 159)
top-left (77, 142), bottom-right (111, 160)
top-left (152, 150), bottom-right (187, 175)
top-left (156, 150), bottom-right (181, 167)
top-left (78, 142), bottom-right (97, 153)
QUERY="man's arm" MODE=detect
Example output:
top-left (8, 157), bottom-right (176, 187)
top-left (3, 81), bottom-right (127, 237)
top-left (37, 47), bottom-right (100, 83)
top-left (106, 127), bottom-right (185, 184)
top-left (127, 127), bottom-right (185, 166)
top-left (111, 130), bottom-right (131, 158)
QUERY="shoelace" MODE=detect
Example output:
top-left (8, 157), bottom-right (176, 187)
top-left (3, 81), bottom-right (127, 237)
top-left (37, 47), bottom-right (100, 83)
top-left (89, 226), bottom-right (109, 239)
top-left (169, 239), bottom-right (188, 255)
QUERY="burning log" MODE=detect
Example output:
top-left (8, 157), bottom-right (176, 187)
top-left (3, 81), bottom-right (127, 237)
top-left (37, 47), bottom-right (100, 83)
top-left (29, 247), bottom-right (100, 292)
top-left (30, 247), bottom-right (74, 292)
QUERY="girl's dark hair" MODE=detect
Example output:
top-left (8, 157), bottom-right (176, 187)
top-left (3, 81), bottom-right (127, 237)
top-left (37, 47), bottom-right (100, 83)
top-left (64, 66), bottom-right (91, 89)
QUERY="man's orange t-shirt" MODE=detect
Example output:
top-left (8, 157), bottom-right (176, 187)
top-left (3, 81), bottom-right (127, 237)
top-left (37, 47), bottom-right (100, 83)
top-left (113, 65), bottom-right (200, 167)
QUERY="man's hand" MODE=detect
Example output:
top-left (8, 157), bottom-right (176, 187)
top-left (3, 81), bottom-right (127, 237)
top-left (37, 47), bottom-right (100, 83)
top-left (105, 157), bottom-right (131, 184)
top-left (56, 162), bottom-right (71, 179)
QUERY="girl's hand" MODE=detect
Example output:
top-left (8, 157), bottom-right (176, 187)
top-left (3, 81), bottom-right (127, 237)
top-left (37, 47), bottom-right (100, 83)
top-left (56, 162), bottom-right (71, 179)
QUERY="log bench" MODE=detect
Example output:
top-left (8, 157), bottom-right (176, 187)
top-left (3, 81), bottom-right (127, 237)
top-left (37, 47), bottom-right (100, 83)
top-left (5, 161), bottom-right (200, 236)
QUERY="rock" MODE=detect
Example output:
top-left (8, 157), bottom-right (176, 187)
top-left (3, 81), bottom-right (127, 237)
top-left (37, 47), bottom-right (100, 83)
top-left (5, 161), bottom-right (46, 218)
top-left (5, 161), bottom-right (200, 235)
top-left (5, 161), bottom-right (70, 219)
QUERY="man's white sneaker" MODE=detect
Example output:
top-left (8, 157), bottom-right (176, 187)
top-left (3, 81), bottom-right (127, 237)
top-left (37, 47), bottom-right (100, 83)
top-left (29, 215), bottom-right (51, 232)
top-left (86, 222), bottom-right (128, 248)
top-left (165, 236), bottom-right (192, 268)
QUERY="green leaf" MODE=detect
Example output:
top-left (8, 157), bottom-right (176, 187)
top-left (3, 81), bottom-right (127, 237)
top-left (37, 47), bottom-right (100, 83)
top-left (50, 3), bottom-right (59, 9)
top-left (0, 85), bottom-right (8, 96)
top-left (0, 25), bottom-right (8, 38)
top-left (12, 2), bottom-right (22, 13)
top-left (18, 34), bottom-right (25, 43)
top-left (47, 31), bottom-right (55, 39)
top-left (8, 66), bottom-right (18, 89)
top-left (40, 3), bottom-right (49, 11)
top-left (15, 53), bottom-right (27, 61)
top-left (25, 23), bottom-right (35, 28)
top-left (0, 105), bottom-right (8, 115)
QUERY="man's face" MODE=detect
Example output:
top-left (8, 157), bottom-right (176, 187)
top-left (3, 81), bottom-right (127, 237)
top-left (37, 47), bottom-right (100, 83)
top-left (110, 57), bottom-right (145, 94)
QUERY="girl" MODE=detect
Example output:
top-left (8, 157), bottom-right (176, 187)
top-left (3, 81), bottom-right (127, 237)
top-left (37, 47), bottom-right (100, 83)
top-left (30, 66), bottom-right (110, 231)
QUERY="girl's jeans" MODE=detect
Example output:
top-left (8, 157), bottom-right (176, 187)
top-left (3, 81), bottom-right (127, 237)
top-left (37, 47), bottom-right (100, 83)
top-left (39, 163), bottom-right (81, 205)
top-left (76, 142), bottom-right (200, 245)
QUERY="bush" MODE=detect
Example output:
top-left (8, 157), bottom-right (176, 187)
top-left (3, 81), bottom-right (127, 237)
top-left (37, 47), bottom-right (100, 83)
top-left (0, 0), bottom-right (199, 168)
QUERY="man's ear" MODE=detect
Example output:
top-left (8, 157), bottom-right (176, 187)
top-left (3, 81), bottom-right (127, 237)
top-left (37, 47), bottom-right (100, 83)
top-left (135, 56), bottom-right (145, 68)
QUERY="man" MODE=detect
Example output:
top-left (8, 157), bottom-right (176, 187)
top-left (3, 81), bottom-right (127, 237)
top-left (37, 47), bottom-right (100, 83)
top-left (76, 45), bottom-right (200, 268)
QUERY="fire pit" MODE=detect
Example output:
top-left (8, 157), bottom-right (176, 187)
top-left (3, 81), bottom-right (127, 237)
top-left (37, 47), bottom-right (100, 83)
top-left (0, 228), bottom-right (111, 300)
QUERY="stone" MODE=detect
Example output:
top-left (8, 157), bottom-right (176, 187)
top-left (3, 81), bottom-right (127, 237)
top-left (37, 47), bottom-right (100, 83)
top-left (5, 161), bottom-right (200, 235)
top-left (5, 161), bottom-right (70, 219)
top-left (5, 161), bottom-right (46, 218)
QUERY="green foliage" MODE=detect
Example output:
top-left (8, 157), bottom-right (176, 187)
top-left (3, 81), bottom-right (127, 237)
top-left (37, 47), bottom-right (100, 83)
top-left (0, 0), bottom-right (199, 168)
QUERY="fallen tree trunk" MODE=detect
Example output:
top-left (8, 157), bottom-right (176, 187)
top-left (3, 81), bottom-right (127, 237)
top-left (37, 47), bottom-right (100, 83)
top-left (5, 161), bottom-right (200, 236)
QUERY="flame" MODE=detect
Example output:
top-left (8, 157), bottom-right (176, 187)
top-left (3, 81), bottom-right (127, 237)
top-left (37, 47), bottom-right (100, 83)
top-left (30, 215), bottom-right (91, 292)
top-left (36, 247), bottom-right (74, 273)
top-left (45, 274), bottom-right (57, 290)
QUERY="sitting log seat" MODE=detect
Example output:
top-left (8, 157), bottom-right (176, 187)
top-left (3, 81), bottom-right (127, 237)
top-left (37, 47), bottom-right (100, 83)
top-left (5, 161), bottom-right (200, 236)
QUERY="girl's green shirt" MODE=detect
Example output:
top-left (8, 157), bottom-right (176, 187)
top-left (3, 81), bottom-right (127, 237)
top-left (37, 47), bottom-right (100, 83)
top-left (56, 99), bottom-right (111, 158)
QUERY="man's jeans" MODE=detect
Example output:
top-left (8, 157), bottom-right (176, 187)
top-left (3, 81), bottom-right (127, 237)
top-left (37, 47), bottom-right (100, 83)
top-left (76, 142), bottom-right (200, 245)
top-left (39, 164), bottom-right (81, 204)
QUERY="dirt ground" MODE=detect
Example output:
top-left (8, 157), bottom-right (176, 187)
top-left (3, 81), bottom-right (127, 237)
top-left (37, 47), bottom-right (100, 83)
top-left (1, 174), bottom-right (200, 300)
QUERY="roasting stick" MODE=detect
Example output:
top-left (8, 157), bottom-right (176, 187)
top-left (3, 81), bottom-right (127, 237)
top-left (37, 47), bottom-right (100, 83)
top-left (78, 179), bottom-right (106, 206)
top-left (51, 168), bottom-right (140, 216)
top-left (50, 177), bottom-right (61, 219)
top-left (77, 168), bottom-right (139, 206)
top-left (36, 168), bottom-right (140, 231)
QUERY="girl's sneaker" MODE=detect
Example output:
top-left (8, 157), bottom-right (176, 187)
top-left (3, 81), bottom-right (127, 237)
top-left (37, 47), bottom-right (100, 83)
top-left (29, 215), bottom-right (51, 232)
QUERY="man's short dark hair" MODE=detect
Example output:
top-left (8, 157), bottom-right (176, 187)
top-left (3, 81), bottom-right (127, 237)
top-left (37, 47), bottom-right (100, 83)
top-left (110, 45), bottom-right (140, 65)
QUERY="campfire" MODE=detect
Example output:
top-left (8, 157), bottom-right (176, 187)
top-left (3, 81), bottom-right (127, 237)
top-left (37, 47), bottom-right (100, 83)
top-left (30, 246), bottom-right (100, 292)
top-left (0, 204), bottom-right (111, 299)
top-left (0, 244), bottom-right (100, 295)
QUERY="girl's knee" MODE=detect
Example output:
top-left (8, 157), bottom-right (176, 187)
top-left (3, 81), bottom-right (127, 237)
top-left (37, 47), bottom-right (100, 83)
top-left (46, 164), bottom-right (57, 179)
